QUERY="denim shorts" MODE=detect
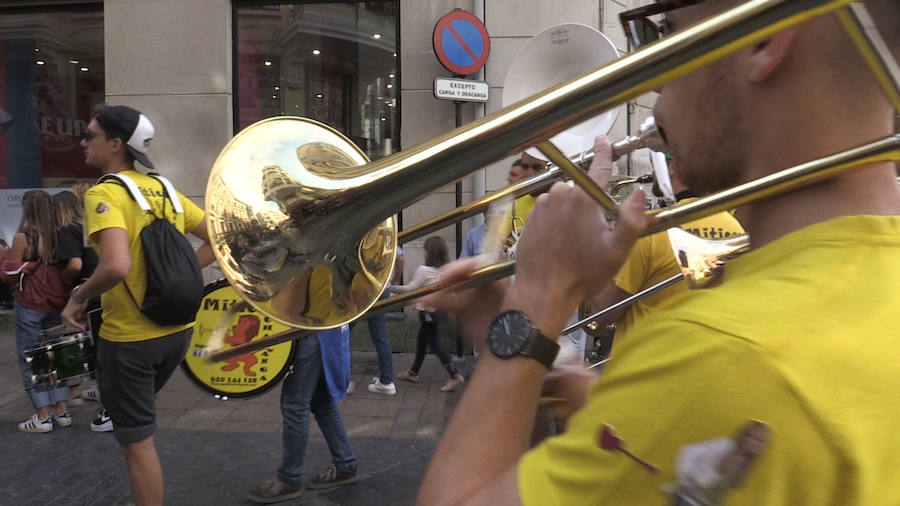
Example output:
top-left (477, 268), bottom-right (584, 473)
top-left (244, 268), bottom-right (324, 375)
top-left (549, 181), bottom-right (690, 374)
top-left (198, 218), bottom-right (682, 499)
top-left (96, 328), bottom-right (191, 445)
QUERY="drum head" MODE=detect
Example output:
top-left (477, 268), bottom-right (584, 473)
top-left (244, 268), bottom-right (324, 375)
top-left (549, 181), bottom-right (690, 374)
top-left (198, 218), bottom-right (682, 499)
top-left (502, 24), bottom-right (620, 161)
top-left (181, 279), bottom-right (297, 399)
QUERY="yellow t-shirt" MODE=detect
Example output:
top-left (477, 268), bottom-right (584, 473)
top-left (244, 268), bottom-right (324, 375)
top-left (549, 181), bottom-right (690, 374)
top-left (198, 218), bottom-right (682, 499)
top-left (501, 195), bottom-right (539, 241)
top-left (513, 194), bottom-right (537, 230)
top-left (85, 170), bottom-right (205, 342)
top-left (519, 215), bottom-right (900, 505)
top-left (612, 198), bottom-right (744, 340)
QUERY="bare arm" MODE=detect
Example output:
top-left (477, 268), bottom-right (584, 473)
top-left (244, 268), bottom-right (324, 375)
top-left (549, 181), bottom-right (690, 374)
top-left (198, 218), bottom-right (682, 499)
top-left (392, 252), bottom-right (405, 285)
top-left (418, 137), bottom-right (648, 505)
top-left (190, 217), bottom-right (215, 268)
top-left (10, 232), bottom-right (27, 261)
top-left (61, 228), bottom-right (131, 330)
top-left (390, 265), bottom-right (430, 293)
top-left (418, 284), bottom-right (549, 506)
top-left (61, 257), bottom-right (83, 285)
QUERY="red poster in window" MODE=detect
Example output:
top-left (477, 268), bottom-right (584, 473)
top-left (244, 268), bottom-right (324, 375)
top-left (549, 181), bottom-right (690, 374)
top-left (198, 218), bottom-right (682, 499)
top-left (36, 72), bottom-right (96, 184)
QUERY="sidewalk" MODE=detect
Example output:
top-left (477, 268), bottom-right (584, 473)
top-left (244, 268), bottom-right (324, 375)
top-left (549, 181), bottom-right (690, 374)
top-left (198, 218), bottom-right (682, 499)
top-left (0, 313), bottom-right (468, 505)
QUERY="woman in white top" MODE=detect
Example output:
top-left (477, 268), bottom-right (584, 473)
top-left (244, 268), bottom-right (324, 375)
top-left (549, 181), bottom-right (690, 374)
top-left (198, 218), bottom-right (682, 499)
top-left (392, 237), bottom-right (465, 392)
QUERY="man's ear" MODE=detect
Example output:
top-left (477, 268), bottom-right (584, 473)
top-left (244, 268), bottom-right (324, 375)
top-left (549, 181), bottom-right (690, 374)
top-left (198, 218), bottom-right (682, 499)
top-left (747, 27), bottom-right (800, 83)
top-left (109, 137), bottom-right (125, 155)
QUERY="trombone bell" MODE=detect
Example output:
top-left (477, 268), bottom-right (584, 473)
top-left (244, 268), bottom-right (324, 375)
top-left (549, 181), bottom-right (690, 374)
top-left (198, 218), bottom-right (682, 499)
top-left (206, 117), bottom-right (397, 330)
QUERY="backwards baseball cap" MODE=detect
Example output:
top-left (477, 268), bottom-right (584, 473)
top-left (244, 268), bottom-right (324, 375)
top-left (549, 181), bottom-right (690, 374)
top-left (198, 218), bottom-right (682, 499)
top-left (94, 105), bottom-right (155, 169)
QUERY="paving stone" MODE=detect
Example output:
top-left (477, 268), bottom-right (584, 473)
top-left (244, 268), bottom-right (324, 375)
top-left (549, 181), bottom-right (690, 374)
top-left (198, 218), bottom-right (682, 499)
top-left (0, 316), bottom-right (470, 505)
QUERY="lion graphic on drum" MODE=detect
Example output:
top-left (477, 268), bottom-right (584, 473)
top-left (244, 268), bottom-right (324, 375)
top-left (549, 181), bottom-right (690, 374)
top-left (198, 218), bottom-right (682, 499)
top-left (220, 315), bottom-right (261, 376)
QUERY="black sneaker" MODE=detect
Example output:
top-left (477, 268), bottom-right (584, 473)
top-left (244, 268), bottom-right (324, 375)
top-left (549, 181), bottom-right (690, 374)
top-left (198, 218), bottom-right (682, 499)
top-left (91, 409), bottom-right (113, 432)
top-left (246, 477), bottom-right (303, 504)
top-left (307, 464), bottom-right (359, 490)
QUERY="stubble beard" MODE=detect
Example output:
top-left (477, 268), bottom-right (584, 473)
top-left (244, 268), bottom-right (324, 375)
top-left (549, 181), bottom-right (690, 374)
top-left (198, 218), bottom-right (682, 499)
top-left (667, 63), bottom-right (746, 196)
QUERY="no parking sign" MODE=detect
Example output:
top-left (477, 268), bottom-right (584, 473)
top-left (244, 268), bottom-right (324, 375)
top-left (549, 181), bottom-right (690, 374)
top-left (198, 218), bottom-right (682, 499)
top-left (432, 9), bottom-right (490, 76)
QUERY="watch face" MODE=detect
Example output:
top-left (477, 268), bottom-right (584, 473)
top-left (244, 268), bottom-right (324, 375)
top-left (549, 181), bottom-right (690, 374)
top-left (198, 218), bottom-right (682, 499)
top-left (488, 311), bottom-right (532, 358)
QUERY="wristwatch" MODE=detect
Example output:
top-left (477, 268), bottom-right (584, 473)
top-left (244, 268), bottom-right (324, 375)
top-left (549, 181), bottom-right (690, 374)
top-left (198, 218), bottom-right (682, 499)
top-left (486, 310), bottom-right (559, 369)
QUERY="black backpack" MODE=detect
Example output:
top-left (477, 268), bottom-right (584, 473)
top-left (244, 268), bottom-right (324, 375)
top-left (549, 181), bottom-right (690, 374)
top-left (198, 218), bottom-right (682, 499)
top-left (100, 173), bottom-right (204, 326)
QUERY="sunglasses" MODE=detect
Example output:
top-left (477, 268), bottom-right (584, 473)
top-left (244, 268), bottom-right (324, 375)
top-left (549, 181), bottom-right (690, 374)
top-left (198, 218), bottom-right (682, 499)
top-left (523, 163), bottom-right (546, 172)
top-left (619, 0), bottom-right (705, 48)
top-left (82, 129), bottom-right (103, 141)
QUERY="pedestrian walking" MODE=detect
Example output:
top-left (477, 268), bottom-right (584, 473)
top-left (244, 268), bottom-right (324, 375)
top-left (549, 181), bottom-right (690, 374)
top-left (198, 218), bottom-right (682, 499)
top-left (392, 236), bottom-right (464, 392)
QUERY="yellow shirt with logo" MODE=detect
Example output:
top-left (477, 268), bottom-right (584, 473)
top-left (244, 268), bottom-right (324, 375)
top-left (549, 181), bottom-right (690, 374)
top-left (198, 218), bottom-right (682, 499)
top-left (519, 215), bottom-right (900, 505)
top-left (612, 199), bottom-right (744, 340)
top-left (513, 194), bottom-right (537, 230)
top-left (85, 169), bottom-right (205, 342)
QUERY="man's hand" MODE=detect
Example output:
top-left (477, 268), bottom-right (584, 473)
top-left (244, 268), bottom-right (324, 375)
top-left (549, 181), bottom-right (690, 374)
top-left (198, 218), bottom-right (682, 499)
top-left (542, 366), bottom-right (600, 427)
top-left (61, 296), bottom-right (88, 331)
top-left (505, 136), bottom-right (649, 338)
top-left (421, 256), bottom-right (510, 346)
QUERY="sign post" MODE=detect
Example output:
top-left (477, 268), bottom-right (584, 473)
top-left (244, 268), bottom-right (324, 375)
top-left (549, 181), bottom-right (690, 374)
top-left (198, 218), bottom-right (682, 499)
top-left (433, 9), bottom-right (491, 357)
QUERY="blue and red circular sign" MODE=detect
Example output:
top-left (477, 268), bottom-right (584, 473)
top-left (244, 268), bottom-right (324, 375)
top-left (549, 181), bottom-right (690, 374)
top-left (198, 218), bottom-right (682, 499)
top-left (433, 10), bottom-right (490, 76)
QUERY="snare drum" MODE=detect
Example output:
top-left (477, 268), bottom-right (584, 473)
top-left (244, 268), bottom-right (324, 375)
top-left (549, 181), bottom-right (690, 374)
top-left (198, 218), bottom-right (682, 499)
top-left (25, 331), bottom-right (96, 386)
top-left (181, 279), bottom-right (296, 399)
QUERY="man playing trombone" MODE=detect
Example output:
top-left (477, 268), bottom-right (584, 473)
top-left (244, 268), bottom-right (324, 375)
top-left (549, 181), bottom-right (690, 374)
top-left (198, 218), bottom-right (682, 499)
top-left (418, 1), bottom-right (900, 504)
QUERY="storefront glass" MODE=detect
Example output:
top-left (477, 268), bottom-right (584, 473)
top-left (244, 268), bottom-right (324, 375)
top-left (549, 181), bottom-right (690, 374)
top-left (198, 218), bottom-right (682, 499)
top-left (0, 5), bottom-right (104, 189)
top-left (235, 1), bottom-right (398, 160)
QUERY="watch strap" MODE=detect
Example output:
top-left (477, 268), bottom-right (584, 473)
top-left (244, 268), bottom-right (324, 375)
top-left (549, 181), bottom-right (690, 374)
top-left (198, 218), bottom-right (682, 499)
top-left (522, 327), bottom-right (560, 369)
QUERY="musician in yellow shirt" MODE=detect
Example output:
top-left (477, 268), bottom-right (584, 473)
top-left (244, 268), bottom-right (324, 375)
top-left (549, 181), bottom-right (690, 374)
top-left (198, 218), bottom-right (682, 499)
top-left (591, 161), bottom-right (744, 344)
top-left (416, 2), bottom-right (900, 504)
top-left (60, 105), bottom-right (213, 505)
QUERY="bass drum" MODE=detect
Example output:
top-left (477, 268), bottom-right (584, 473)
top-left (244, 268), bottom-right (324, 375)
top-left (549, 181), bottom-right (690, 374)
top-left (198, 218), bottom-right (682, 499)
top-left (182, 279), bottom-right (297, 399)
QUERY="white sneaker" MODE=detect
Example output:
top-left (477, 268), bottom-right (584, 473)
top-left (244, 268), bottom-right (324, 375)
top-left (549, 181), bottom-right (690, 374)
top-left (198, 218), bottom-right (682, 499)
top-left (440, 374), bottom-right (466, 393)
top-left (346, 381), bottom-right (355, 395)
top-left (81, 387), bottom-right (100, 402)
top-left (18, 414), bottom-right (53, 433)
top-left (367, 377), bottom-right (397, 396)
top-left (52, 411), bottom-right (73, 427)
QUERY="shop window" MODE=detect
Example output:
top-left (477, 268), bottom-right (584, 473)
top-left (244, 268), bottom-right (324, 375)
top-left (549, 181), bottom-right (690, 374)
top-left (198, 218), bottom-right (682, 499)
top-left (234, 1), bottom-right (398, 160)
top-left (0, 5), bottom-right (104, 189)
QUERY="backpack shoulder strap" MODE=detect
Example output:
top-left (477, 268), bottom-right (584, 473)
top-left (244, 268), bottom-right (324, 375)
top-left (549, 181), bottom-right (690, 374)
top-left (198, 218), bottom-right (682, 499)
top-left (98, 173), bottom-right (152, 211)
top-left (148, 174), bottom-right (184, 214)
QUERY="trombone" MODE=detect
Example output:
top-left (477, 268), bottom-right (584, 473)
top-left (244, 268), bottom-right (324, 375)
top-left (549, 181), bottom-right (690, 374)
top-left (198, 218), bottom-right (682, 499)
top-left (206, 0), bottom-right (900, 362)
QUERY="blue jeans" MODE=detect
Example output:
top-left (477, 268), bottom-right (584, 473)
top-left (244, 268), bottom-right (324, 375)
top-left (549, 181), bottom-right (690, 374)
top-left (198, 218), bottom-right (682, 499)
top-left (350, 290), bottom-right (395, 384)
top-left (14, 301), bottom-right (68, 409)
top-left (279, 335), bottom-right (356, 484)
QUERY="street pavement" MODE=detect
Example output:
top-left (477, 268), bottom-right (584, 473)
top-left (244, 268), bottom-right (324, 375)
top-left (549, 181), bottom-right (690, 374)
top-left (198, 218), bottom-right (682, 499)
top-left (0, 312), bottom-right (469, 505)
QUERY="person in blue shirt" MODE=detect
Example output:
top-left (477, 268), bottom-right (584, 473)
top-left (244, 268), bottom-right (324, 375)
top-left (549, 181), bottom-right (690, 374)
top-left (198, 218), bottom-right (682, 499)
top-left (461, 211), bottom-right (487, 258)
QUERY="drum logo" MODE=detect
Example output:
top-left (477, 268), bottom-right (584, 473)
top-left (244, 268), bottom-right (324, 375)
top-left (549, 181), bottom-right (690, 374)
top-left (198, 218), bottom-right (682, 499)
top-left (220, 315), bottom-right (261, 376)
top-left (183, 282), bottom-right (295, 398)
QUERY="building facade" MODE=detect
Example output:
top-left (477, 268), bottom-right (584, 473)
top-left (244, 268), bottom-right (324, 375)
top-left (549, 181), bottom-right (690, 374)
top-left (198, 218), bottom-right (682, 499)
top-left (0, 0), bottom-right (655, 346)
